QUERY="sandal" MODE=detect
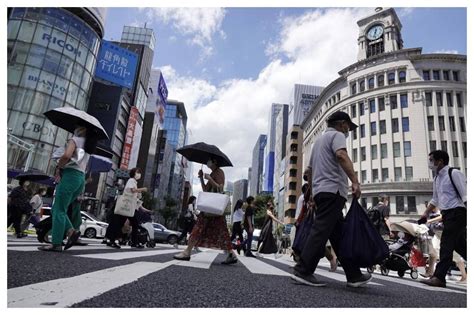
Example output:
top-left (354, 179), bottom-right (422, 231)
top-left (173, 252), bottom-right (191, 261)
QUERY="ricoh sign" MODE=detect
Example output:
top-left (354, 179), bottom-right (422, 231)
top-left (42, 33), bottom-right (83, 58)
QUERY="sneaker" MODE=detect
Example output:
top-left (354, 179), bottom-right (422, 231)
top-left (347, 273), bottom-right (372, 288)
top-left (106, 241), bottom-right (121, 249)
top-left (291, 269), bottom-right (326, 287)
top-left (245, 252), bottom-right (256, 258)
top-left (420, 276), bottom-right (446, 288)
top-left (131, 243), bottom-right (144, 249)
top-left (221, 255), bottom-right (238, 265)
top-left (173, 252), bottom-right (191, 261)
top-left (64, 230), bottom-right (80, 250)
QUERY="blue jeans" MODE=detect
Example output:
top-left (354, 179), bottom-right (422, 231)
top-left (245, 229), bottom-right (253, 254)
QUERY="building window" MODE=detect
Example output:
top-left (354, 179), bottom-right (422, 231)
top-left (351, 104), bottom-right (357, 118)
top-left (377, 74), bottom-right (384, 87)
top-left (447, 92), bottom-right (453, 107)
top-left (370, 122), bottom-right (377, 136)
top-left (368, 77), bottom-right (375, 89)
top-left (441, 141), bottom-right (448, 152)
top-left (390, 95), bottom-right (397, 109)
top-left (452, 142), bottom-right (459, 157)
top-left (456, 93), bottom-right (463, 107)
top-left (407, 196), bottom-right (417, 212)
top-left (378, 97), bottom-right (385, 111)
top-left (433, 70), bottom-right (440, 80)
top-left (289, 169), bottom-right (297, 177)
top-left (406, 167), bottom-right (413, 181)
top-left (372, 169), bottom-right (379, 182)
top-left (425, 91), bottom-right (432, 106)
top-left (381, 143), bottom-right (388, 159)
top-left (361, 197), bottom-right (367, 209)
top-left (443, 70), bottom-right (450, 80)
top-left (459, 117), bottom-right (466, 132)
top-left (392, 118), bottom-right (399, 133)
top-left (353, 128), bottom-right (358, 140)
top-left (393, 142), bottom-right (401, 158)
top-left (361, 146), bottom-right (366, 161)
top-left (359, 80), bottom-right (365, 92)
top-left (288, 195), bottom-right (296, 204)
top-left (371, 144), bottom-right (378, 160)
top-left (361, 170), bottom-right (367, 183)
top-left (382, 168), bottom-right (389, 182)
top-left (359, 102), bottom-right (365, 116)
top-left (402, 117), bottom-right (410, 132)
top-left (436, 92), bottom-right (443, 107)
top-left (395, 167), bottom-right (402, 182)
top-left (438, 116), bottom-right (445, 131)
top-left (427, 116), bottom-right (435, 131)
top-left (369, 99), bottom-right (376, 113)
top-left (400, 94), bottom-right (408, 108)
top-left (352, 148), bottom-right (358, 162)
top-left (430, 141), bottom-right (437, 152)
top-left (462, 142), bottom-right (467, 158)
top-left (423, 70), bottom-right (430, 80)
top-left (404, 141), bottom-right (412, 157)
top-left (388, 72), bottom-right (395, 85)
top-left (453, 71), bottom-right (459, 81)
top-left (399, 71), bottom-right (406, 83)
top-left (289, 182), bottom-right (297, 191)
top-left (396, 196), bottom-right (404, 213)
top-left (380, 120), bottom-right (386, 134)
top-left (360, 124), bottom-right (365, 138)
top-left (449, 116), bottom-right (456, 132)
top-left (351, 83), bottom-right (357, 95)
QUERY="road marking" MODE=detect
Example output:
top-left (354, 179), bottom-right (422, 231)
top-left (8, 261), bottom-right (174, 308)
top-left (237, 256), bottom-right (290, 277)
top-left (75, 248), bottom-right (182, 260)
top-left (369, 273), bottom-right (466, 294)
top-left (173, 251), bottom-right (220, 269)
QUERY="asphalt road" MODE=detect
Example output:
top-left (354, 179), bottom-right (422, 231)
top-left (7, 234), bottom-right (467, 308)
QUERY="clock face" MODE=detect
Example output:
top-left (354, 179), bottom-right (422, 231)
top-left (367, 25), bottom-right (383, 40)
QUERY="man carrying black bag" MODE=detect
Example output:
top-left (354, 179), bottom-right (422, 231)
top-left (291, 111), bottom-right (372, 288)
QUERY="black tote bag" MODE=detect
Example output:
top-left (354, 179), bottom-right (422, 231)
top-left (339, 198), bottom-right (389, 267)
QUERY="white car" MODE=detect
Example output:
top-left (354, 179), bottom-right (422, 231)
top-left (80, 211), bottom-right (108, 239)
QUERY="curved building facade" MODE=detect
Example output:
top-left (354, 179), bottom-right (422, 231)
top-left (7, 7), bottom-right (105, 175)
top-left (301, 8), bottom-right (466, 216)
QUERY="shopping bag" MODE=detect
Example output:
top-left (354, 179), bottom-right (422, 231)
top-left (292, 209), bottom-right (315, 255)
top-left (196, 191), bottom-right (229, 215)
top-left (339, 198), bottom-right (389, 267)
top-left (114, 192), bottom-right (137, 217)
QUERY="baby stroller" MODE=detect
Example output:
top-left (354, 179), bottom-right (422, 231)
top-left (368, 221), bottom-right (429, 279)
top-left (131, 208), bottom-right (156, 248)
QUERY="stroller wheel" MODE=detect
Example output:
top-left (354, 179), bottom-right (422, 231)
top-left (367, 266), bottom-right (375, 273)
top-left (380, 266), bottom-right (389, 276)
top-left (410, 270), bottom-right (418, 280)
top-left (397, 270), bottom-right (405, 278)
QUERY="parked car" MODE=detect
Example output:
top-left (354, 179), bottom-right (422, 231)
top-left (152, 223), bottom-right (181, 244)
top-left (38, 207), bottom-right (108, 239)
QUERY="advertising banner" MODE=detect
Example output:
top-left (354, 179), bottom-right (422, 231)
top-left (119, 106), bottom-right (139, 170)
top-left (155, 73), bottom-right (168, 124)
top-left (95, 40), bottom-right (138, 89)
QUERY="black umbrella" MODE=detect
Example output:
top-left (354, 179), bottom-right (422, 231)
top-left (44, 107), bottom-right (109, 140)
top-left (176, 142), bottom-right (233, 167)
top-left (15, 170), bottom-right (51, 182)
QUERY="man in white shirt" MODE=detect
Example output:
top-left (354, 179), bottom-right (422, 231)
top-left (420, 150), bottom-right (467, 288)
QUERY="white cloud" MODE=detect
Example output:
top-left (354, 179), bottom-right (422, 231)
top-left (432, 49), bottom-right (459, 54)
top-left (157, 8), bottom-right (373, 192)
top-left (398, 8), bottom-right (415, 18)
top-left (146, 8), bottom-right (226, 59)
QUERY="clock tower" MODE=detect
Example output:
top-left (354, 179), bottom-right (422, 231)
top-left (357, 7), bottom-right (403, 61)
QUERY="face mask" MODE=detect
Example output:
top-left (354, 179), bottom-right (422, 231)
top-left (74, 127), bottom-right (86, 137)
top-left (24, 181), bottom-right (30, 187)
top-left (41, 192), bottom-right (46, 196)
top-left (135, 173), bottom-right (141, 180)
top-left (344, 131), bottom-right (350, 139)
top-left (207, 161), bottom-right (213, 168)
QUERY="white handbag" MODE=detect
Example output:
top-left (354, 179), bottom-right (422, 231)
top-left (114, 192), bottom-right (137, 217)
top-left (196, 191), bottom-right (230, 216)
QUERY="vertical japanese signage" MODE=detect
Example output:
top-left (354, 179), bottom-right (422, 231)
top-left (120, 106), bottom-right (139, 170)
top-left (95, 40), bottom-right (138, 89)
top-left (156, 73), bottom-right (168, 124)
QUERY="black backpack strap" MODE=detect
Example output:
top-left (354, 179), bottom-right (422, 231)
top-left (448, 167), bottom-right (464, 204)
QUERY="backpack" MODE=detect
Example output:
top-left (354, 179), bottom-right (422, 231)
top-left (367, 206), bottom-right (382, 230)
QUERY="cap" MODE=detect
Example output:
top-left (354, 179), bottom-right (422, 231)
top-left (327, 111), bottom-right (358, 130)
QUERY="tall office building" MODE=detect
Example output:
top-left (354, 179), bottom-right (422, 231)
top-left (249, 134), bottom-right (267, 196)
top-left (232, 179), bottom-right (248, 219)
top-left (273, 104), bottom-right (289, 219)
top-left (301, 7), bottom-right (466, 216)
top-left (262, 104), bottom-right (285, 193)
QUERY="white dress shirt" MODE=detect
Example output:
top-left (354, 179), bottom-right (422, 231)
top-left (295, 194), bottom-right (304, 219)
top-left (430, 166), bottom-right (467, 211)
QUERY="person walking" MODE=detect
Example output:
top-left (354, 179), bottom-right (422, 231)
top-left (106, 168), bottom-right (147, 249)
top-left (369, 194), bottom-right (392, 240)
top-left (291, 111), bottom-right (371, 287)
top-left (38, 125), bottom-right (96, 252)
top-left (230, 199), bottom-right (245, 255)
top-left (173, 157), bottom-right (237, 264)
top-left (8, 179), bottom-right (33, 238)
top-left (256, 201), bottom-right (284, 256)
top-left (419, 150), bottom-right (467, 288)
top-left (243, 196), bottom-right (256, 257)
top-left (25, 188), bottom-right (47, 231)
top-left (176, 196), bottom-right (198, 247)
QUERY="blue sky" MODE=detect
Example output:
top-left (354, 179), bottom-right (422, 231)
top-left (102, 7), bottom-right (467, 188)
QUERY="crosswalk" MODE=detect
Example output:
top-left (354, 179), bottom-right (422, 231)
top-left (7, 235), bottom-right (467, 307)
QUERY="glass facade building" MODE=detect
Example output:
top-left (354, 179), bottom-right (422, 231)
top-left (7, 7), bottom-right (104, 175)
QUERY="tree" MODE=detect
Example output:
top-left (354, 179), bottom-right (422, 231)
top-left (253, 194), bottom-right (274, 228)
top-left (158, 196), bottom-right (178, 227)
